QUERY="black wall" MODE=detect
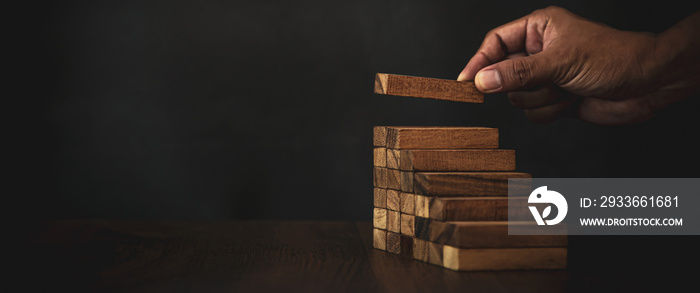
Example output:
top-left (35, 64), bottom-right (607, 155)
top-left (10, 0), bottom-right (700, 220)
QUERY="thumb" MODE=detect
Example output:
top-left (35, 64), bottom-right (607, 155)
top-left (475, 53), bottom-right (559, 93)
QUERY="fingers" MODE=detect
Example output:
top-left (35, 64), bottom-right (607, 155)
top-left (474, 53), bottom-right (560, 93)
top-left (458, 8), bottom-right (551, 82)
top-left (508, 85), bottom-right (565, 109)
top-left (458, 17), bottom-right (529, 82)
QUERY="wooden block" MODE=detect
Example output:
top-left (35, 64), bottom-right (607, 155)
top-left (373, 126), bottom-right (387, 147)
top-left (414, 195), bottom-right (429, 218)
top-left (414, 172), bottom-right (531, 196)
top-left (386, 148), bottom-right (400, 170)
top-left (428, 197), bottom-right (525, 221)
top-left (373, 188), bottom-right (387, 208)
top-left (414, 216), bottom-right (431, 239)
top-left (374, 73), bottom-right (483, 103)
top-left (400, 214), bottom-right (415, 237)
top-left (386, 168), bottom-right (400, 190)
top-left (373, 147), bottom-right (387, 167)
top-left (373, 208), bottom-right (387, 230)
top-left (387, 210), bottom-right (400, 233)
top-left (386, 127), bottom-right (498, 150)
top-left (399, 171), bottom-right (414, 193)
top-left (386, 189), bottom-right (400, 211)
top-left (428, 242), bottom-right (443, 266)
top-left (413, 238), bottom-right (429, 262)
top-left (387, 231), bottom-right (401, 254)
top-left (391, 149), bottom-right (516, 172)
top-left (373, 229), bottom-right (387, 251)
top-left (400, 235), bottom-right (414, 258)
top-left (373, 167), bottom-right (387, 188)
top-left (427, 221), bottom-right (568, 249)
top-left (399, 192), bottom-right (415, 214)
top-left (442, 246), bottom-right (567, 271)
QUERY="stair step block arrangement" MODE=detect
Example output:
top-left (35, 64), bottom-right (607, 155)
top-left (372, 126), bottom-right (567, 271)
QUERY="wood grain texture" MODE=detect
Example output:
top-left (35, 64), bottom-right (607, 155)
top-left (414, 195), bottom-right (429, 218)
top-left (442, 246), bottom-right (567, 271)
top-left (373, 126), bottom-right (387, 147)
top-left (386, 189), bottom-right (400, 211)
top-left (373, 167), bottom-right (387, 188)
top-left (399, 192), bottom-right (415, 214)
top-left (428, 242), bottom-right (444, 266)
top-left (414, 172), bottom-right (531, 196)
top-left (400, 171), bottom-right (414, 192)
top-left (387, 210), bottom-right (400, 233)
top-left (400, 214), bottom-right (415, 237)
top-left (373, 188), bottom-right (387, 208)
top-left (414, 216), bottom-right (431, 240)
top-left (386, 127), bottom-right (498, 150)
top-left (413, 238), bottom-right (429, 262)
top-left (373, 208), bottom-right (387, 230)
top-left (428, 197), bottom-right (528, 221)
top-left (426, 221), bottom-right (568, 249)
top-left (387, 231), bottom-right (401, 254)
top-left (387, 168), bottom-right (401, 190)
top-left (374, 73), bottom-right (483, 103)
top-left (400, 235), bottom-right (414, 258)
top-left (373, 148), bottom-right (387, 167)
top-left (391, 149), bottom-right (516, 171)
top-left (386, 148), bottom-right (400, 170)
top-left (373, 229), bottom-right (387, 251)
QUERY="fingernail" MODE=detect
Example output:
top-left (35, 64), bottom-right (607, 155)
top-left (476, 70), bottom-right (502, 92)
top-left (457, 72), bottom-right (467, 81)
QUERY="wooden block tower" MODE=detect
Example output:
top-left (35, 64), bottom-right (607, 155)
top-left (372, 126), bottom-right (567, 271)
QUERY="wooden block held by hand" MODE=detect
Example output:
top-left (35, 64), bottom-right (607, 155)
top-left (386, 127), bottom-right (498, 150)
top-left (374, 73), bottom-right (483, 103)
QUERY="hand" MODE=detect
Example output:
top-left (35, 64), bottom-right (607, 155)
top-left (458, 6), bottom-right (700, 125)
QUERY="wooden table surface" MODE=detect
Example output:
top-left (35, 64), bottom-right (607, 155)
top-left (14, 220), bottom-right (696, 292)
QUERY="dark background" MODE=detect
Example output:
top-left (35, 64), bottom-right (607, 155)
top-left (9, 0), bottom-right (700, 221)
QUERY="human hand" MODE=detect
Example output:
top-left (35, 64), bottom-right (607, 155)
top-left (458, 6), bottom-right (700, 125)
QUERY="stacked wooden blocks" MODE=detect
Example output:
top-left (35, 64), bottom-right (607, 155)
top-left (372, 126), bottom-right (567, 271)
